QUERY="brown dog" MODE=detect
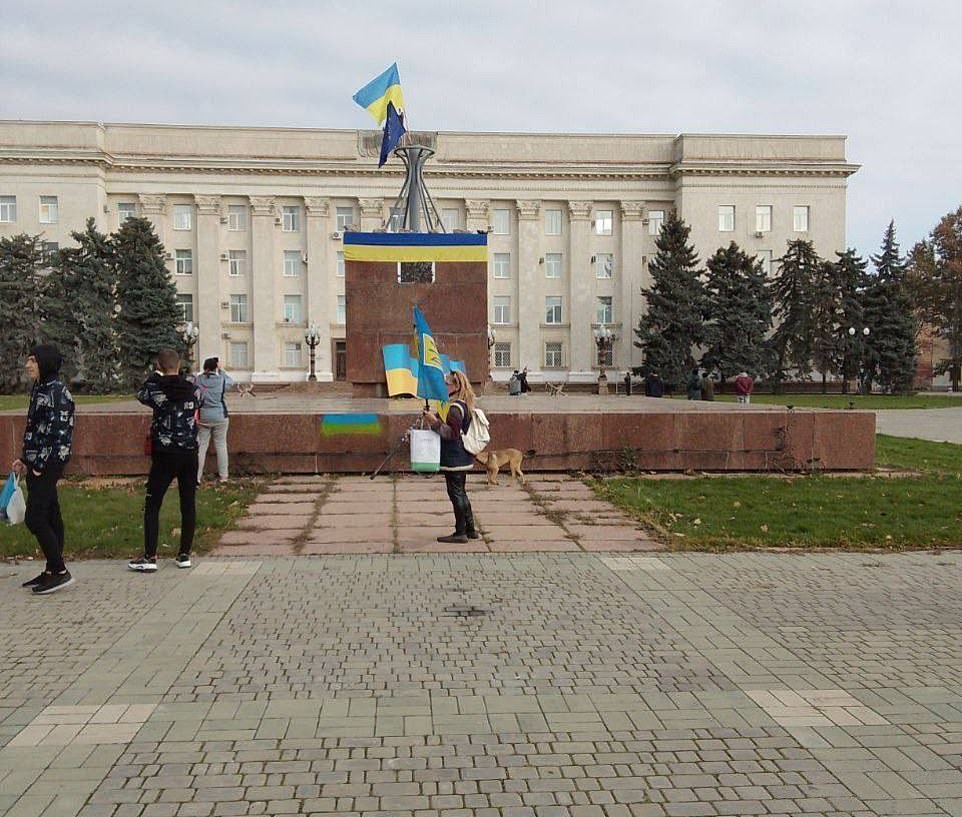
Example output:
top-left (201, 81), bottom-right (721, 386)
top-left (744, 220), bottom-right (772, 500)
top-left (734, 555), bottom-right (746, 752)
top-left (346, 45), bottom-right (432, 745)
top-left (474, 448), bottom-right (526, 486)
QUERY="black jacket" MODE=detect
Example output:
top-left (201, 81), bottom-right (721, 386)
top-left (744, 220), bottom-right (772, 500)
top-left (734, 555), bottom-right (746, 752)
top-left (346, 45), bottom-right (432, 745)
top-left (138, 373), bottom-right (200, 452)
top-left (22, 377), bottom-right (75, 473)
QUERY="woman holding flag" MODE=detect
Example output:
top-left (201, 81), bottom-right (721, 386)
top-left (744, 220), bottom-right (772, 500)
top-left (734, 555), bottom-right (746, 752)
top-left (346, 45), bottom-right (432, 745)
top-left (423, 370), bottom-right (480, 544)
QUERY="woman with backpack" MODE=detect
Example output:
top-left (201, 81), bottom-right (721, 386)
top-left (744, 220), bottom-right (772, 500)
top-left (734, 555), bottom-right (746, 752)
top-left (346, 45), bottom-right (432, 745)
top-left (422, 370), bottom-right (480, 544)
top-left (196, 357), bottom-right (234, 484)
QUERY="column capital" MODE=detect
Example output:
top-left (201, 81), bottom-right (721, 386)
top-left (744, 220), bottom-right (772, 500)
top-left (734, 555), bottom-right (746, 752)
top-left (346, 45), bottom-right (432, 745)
top-left (620, 201), bottom-right (646, 221)
top-left (516, 199), bottom-right (541, 220)
top-left (304, 196), bottom-right (330, 217)
top-left (138, 194), bottom-right (167, 215)
top-left (194, 195), bottom-right (222, 215)
top-left (465, 199), bottom-right (489, 220)
top-left (249, 196), bottom-right (276, 216)
top-left (568, 201), bottom-right (593, 220)
top-left (357, 198), bottom-right (384, 218)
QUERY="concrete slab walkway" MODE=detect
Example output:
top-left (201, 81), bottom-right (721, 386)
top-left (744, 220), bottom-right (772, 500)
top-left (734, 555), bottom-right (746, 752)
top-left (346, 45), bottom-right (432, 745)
top-left (213, 473), bottom-right (661, 556)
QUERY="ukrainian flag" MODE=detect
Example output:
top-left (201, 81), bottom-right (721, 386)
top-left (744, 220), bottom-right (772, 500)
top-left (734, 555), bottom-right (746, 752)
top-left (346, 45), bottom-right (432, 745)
top-left (343, 232), bottom-right (488, 263)
top-left (382, 344), bottom-right (419, 397)
top-left (352, 63), bottom-right (405, 126)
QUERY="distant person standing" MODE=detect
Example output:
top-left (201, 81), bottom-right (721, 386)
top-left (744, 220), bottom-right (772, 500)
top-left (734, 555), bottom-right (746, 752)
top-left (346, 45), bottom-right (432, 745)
top-left (14, 345), bottom-right (75, 595)
top-left (196, 357), bottom-right (233, 484)
top-left (130, 348), bottom-right (200, 572)
top-left (701, 373), bottom-right (715, 401)
top-left (686, 368), bottom-right (703, 401)
top-left (644, 371), bottom-right (665, 398)
top-left (735, 371), bottom-right (754, 405)
top-left (519, 367), bottom-right (530, 394)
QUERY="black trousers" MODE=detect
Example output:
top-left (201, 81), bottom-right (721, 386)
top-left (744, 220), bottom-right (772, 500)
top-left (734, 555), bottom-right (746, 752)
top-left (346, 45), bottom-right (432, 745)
top-left (144, 450), bottom-right (198, 559)
top-left (25, 463), bottom-right (66, 573)
top-left (443, 472), bottom-right (476, 535)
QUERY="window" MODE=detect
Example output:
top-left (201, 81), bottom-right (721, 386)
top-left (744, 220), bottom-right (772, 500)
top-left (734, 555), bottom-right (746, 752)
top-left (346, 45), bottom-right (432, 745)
top-left (228, 204), bottom-right (248, 231)
top-left (398, 261), bottom-right (435, 283)
top-left (335, 206), bottom-right (356, 231)
top-left (544, 342), bottom-right (563, 368)
top-left (175, 249), bottom-right (193, 275)
top-left (336, 251), bottom-right (345, 277)
top-left (229, 294), bottom-right (248, 323)
top-left (648, 209), bottom-right (664, 235)
top-left (228, 250), bottom-right (246, 277)
top-left (39, 196), bottom-right (59, 224)
top-left (718, 205), bottom-right (735, 232)
top-left (596, 296), bottom-right (613, 325)
top-left (0, 196), bottom-right (16, 222)
top-left (441, 208), bottom-right (461, 231)
top-left (336, 295), bottom-right (346, 325)
top-left (175, 293), bottom-right (193, 323)
top-left (757, 250), bottom-right (773, 276)
top-left (172, 204), bottom-right (192, 230)
top-left (755, 205), bottom-right (772, 233)
top-left (283, 250), bottom-right (301, 277)
top-left (283, 294), bottom-right (302, 324)
top-left (594, 209), bottom-right (613, 235)
top-left (545, 252), bottom-right (562, 279)
top-left (493, 253), bottom-right (511, 279)
top-left (282, 205), bottom-right (300, 232)
top-left (494, 342), bottom-right (511, 368)
top-left (493, 296), bottom-right (511, 325)
top-left (793, 205), bottom-right (810, 232)
top-left (229, 341), bottom-right (248, 369)
top-left (594, 253), bottom-right (613, 279)
top-left (545, 295), bottom-right (562, 324)
top-left (118, 203), bottom-right (136, 223)
top-left (544, 208), bottom-right (562, 235)
top-left (284, 342), bottom-right (302, 367)
top-left (492, 208), bottom-right (510, 235)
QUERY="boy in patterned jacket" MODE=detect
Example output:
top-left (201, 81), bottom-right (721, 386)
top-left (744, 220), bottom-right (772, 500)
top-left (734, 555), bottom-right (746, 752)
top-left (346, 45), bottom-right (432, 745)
top-left (130, 348), bottom-right (200, 572)
top-left (14, 344), bottom-right (76, 595)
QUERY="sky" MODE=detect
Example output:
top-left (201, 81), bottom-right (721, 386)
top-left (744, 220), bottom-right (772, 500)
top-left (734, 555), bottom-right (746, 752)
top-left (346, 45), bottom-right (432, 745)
top-left (2, 0), bottom-right (959, 260)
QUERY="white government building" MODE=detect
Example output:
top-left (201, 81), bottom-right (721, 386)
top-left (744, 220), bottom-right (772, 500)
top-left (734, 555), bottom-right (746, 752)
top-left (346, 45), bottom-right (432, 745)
top-left (0, 120), bottom-right (858, 384)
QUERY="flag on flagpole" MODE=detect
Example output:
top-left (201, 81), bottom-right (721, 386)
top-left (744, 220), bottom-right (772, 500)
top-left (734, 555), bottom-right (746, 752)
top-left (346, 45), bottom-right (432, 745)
top-left (378, 101), bottom-right (407, 167)
top-left (413, 306), bottom-right (449, 403)
top-left (352, 63), bottom-right (405, 126)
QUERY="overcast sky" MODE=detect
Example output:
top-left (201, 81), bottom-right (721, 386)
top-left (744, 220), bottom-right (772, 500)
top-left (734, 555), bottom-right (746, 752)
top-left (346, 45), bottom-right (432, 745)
top-left (3, 0), bottom-right (959, 261)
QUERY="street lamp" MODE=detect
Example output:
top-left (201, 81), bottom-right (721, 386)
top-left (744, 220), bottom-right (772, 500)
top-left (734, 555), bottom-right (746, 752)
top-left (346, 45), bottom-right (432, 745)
top-left (593, 323), bottom-right (617, 396)
top-left (848, 326), bottom-right (871, 395)
top-left (304, 323), bottom-right (321, 382)
top-left (181, 320), bottom-right (199, 372)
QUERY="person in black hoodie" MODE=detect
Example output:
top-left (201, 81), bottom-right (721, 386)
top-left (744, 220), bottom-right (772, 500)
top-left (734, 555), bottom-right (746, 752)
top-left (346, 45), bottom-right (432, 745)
top-left (130, 348), bottom-right (200, 572)
top-left (13, 344), bottom-right (76, 595)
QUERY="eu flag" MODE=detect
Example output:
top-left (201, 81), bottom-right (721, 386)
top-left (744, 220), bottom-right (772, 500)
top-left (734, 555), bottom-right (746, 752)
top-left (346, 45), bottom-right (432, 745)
top-left (413, 306), bottom-right (449, 403)
top-left (378, 102), bottom-right (407, 167)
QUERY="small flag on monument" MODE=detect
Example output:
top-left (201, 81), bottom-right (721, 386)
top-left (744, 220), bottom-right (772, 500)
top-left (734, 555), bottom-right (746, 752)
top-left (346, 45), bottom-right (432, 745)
top-left (378, 101), bottom-right (407, 167)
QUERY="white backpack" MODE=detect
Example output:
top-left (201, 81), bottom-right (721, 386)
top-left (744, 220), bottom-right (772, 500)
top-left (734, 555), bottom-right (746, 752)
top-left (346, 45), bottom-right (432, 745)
top-left (462, 406), bottom-right (491, 455)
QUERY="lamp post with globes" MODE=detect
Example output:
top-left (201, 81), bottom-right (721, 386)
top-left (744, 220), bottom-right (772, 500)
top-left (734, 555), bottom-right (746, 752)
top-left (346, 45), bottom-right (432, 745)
top-left (304, 323), bottom-right (321, 382)
top-left (181, 320), bottom-right (199, 373)
top-left (593, 323), bottom-right (617, 396)
top-left (848, 326), bottom-right (871, 395)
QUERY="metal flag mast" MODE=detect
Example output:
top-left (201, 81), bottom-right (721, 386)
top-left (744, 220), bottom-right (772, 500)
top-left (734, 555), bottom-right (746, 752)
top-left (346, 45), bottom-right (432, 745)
top-left (387, 143), bottom-right (445, 233)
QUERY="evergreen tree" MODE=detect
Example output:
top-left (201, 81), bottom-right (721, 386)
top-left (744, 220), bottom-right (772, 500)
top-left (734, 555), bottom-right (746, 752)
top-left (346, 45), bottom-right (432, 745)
top-left (769, 239), bottom-right (822, 389)
top-left (700, 241), bottom-right (773, 383)
top-left (113, 217), bottom-right (182, 389)
top-left (42, 245), bottom-right (83, 385)
top-left (827, 249), bottom-right (868, 392)
top-left (0, 234), bottom-right (46, 393)
top-left (634, 214), bottom-right (706, 391)
top-left (863, 221), bottom-right (917, 392)
top-left (907, 206), bottom-right (962, 391)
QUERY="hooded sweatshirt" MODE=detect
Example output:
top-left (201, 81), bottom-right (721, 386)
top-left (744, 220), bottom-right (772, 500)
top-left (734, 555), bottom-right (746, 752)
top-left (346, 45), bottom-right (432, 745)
top-left (137, 373), bottom-right (200, 452)
top-left (21, 344), bottom-right (75, 473)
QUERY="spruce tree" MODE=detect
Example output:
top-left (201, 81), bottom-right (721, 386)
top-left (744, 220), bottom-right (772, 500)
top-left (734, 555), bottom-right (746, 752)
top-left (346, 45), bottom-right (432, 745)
top-left (113, 217), bottom-right (182, 389)
top-left (826, 249), bottom-right (868, 392)
top-left (769, 240), bottom-right (822, 389)
top-left (0, 234), bottom-right (46, 392)
top-left (701, 242), bottom-right (773, 383)
top-left (863, 222), bottom-right (916, 393)
top-left (634, 214), bottom-right (705, 391)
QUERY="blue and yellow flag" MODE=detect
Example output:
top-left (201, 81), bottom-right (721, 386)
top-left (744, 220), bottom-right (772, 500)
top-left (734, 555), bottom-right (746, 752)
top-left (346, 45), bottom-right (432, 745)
top-left (352, 63), bottom-right (405, 126)
top-left (413, 306), bottom-right (449, 403)
top-left (379, 101), bottom-right (407, 167)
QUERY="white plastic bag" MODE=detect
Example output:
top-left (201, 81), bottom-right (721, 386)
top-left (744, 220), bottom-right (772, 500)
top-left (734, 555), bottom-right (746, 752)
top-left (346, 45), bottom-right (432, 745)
top-left (6, 476), bottom-right (25, 525)
top-left (410, 429), bottom-right (440, 473)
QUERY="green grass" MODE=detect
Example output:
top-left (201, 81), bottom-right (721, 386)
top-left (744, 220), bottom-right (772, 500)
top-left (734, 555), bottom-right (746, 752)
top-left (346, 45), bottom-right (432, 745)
top-left (591, 434), bottom-right (962, 550)
top-left (0, 479), bottom-right (262, 561)
top-left (0, 393), bottom-right (135, 411)
top-left (703, 393), bottom-right (962, 410)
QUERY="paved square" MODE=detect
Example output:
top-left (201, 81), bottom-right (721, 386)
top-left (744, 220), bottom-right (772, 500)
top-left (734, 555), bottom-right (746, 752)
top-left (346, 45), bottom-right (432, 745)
top-left (1, 551), bottom-right (960, 816)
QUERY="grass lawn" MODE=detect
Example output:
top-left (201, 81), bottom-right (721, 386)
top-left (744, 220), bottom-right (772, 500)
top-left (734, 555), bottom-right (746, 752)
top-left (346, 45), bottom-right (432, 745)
top-left (0, 478), bottom-right (262, 561)
top-left (592, 434), bottom-right (962, 550)
top-left (702, 393), bottom-right (962, 410)
top-left (0, 393), bottom-right (135, 411)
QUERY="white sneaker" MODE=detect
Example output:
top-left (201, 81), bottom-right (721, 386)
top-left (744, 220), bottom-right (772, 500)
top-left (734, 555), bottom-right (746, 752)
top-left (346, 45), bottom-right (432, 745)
top-left (128, 557), bottom-right (158, 572)
top-left (175, 553), bottom-right (192, 569)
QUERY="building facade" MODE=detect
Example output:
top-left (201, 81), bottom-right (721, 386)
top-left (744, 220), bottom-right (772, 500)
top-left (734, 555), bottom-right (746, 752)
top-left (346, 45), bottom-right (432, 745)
top-left (0, 121), bottom-right (858, 384)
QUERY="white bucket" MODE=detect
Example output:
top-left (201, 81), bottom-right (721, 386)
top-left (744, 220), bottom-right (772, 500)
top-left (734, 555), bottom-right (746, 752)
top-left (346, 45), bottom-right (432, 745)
top-left (410, 428), bottom-right (440, 473)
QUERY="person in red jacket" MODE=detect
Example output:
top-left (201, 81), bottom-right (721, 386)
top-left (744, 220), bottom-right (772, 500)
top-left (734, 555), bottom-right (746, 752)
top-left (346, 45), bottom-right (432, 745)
top-left (734, 372), bottom-right (754, 405)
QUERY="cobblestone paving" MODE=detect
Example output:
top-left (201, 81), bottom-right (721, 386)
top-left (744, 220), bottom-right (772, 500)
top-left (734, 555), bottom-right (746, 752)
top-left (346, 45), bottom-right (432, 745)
top-left (1, 551), bottom-right (960, 816)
